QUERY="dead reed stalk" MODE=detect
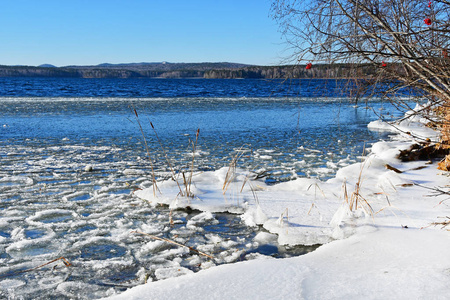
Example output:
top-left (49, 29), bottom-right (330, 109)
top-left (129, 105), bottom-right (159, 197)
top-left (149, 121), bottom-right (184, 196)
top-left (431, 216), bottom-right (450, 230)
top-left (342, 154), bottom-right (374, 217)
top-left (307, 183), bottom-right (325, 215)
top-left (185, 129), bottom-right (200, 198)
top-left (223, 145), bottom-right (250, 194)
top-left (277, 208), bottom-right (290, 233)
top-left (0, 257), bottom-right (71, 279)
top-left (131, 230), bottom-right (213, 259)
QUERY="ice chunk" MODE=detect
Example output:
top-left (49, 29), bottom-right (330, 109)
top-left (254, 232), bottom-right (278, 244)
top-left (154, 267), bottom-right (193, 280)
top-left (0, 279), bottom-right (26, 289)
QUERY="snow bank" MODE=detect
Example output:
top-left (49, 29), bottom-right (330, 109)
top-left (107, 229), bottom-right (450, 300)
top-left (133, 167), bottom-right (252, 214)
top-left (108, 105), bottom-right (450, 299)
top-left (368, 103), bottom-right (440, 141)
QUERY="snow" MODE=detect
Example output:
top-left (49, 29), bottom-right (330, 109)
top-left (368, 103), bottom-right (440, 142)
top-left (106, 229), bottom-right (449, 300)
top-left (105, 106), bottom-right (450, 300)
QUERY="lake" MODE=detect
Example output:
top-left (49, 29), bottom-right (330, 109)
top-left (0, 78), bottom-right (409, 299)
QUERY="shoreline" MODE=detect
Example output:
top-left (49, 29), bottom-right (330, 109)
top-left (106, 104), bottom-right (450, 299)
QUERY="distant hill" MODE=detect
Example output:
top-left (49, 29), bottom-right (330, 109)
top-left (38, 64), bottom-right (57, 68)
top-left (0, 62), bottom-right (378, 79)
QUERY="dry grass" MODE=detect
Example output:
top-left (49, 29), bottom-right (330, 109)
top-left (150, 121), bottom-right (184, 197)
top-left (435, 106), bottom-right (450, 171)
top-left (221, 145), bottom-right (256, 208)
top-left (438, 155), bottom-right (450, 171)
top-left (307, 183), bottom-right (325, 215)
top-left (246, 180), bottom-right (261, 205)
top-left (430, 216), bottom-right (450, 230)
top-left (184, 129), bottom-right (200, 198)
top-left (223, 145), bottom-right (250, 194)
top-left (169, 209), bottom-right (175, 227)
top-left (130, 106), bottom-right (201, 199)
top-left (421, 216), bottom-right (450, 231)
top-left (342, 180), bottom-right (373, 217)
top-left (277, 208), bottom-right (290, 233)
top-left (342, 155), bottom-right (374, 217)
top-left (129, 105), bottom-right (159, 197)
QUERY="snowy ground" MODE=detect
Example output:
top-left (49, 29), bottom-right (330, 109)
top-left (106, 105), bottom-right (450, 300)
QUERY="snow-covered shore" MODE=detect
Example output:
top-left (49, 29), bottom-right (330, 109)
top-left (106, 105), bottom-right (450, 300)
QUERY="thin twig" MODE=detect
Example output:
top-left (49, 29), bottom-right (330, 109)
top-left (0, 257), bottom-right (71, 279)
top-left (149, 121), bottom-right (184, 196)
top-left (414, 182), bottom-right (450, 205)
top-left (129, 105), bottom-right (159, 197)
top-left (131, 230), bottom-right (214, 259)
top-left (187, 129), bottom-right (200, 197)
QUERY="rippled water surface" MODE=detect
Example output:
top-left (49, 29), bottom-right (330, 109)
top-left (0, 78), bottom-right (409, 299)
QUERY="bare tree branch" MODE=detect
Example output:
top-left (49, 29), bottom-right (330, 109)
top-left (272, 0), bottom-right (450, 135)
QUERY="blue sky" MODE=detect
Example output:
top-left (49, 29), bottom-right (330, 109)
top-left (0, 0), bottom-right (287, 66)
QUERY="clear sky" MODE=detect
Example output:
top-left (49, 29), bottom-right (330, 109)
top-left (0, 0), bottom-right (287, 67)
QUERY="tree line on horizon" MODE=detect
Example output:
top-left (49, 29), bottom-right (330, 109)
top-left (0, 63), bottom-right (381, 79)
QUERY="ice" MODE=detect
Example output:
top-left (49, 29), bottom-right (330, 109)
top-left (257, 155), bottom-right (273, 160)
top-left (253, 231), bottom-right (278, 244)
top-left (105, 104), bottom-right (450, 300)
top-left (6, 235), bottom-right (62, 258)
top-left (134, 167), bottom-right (254, 214)
top-left (57, 282), bottom-right (110, 299)
top-left (184, 150), bottom-right (210, 157)
top-left (4, 97), bottom-right (448, 299)
top-left (137, 240), bottom-right (166, 257)
top-left (0, 176), bottom-right (34, 186)
top-left (122, 168), bottom-right (146, 175)
top-left (38, 276), bottom-right (66, 289)
top-left (62, 191), bottom-right (91, 201)
top-left (26, 209), bottom-right (78, 226)
top-left (241, 204), bottom-right (268, 227)
top-left (368, 114), bottom-right (439, 141)
top-left (294, 160), bottom-right (306, 166)
top-left (205, 233), bottom-right (223, 244)
top-left (72, 237), bottom-right (128, 259)
top-left (0, 279), bottom-right (26, 289)
top-left (155, 267), bottom-right (194, 280)
top-left (219, 240), bottom-right (238, 249)
top-left (186, 212), bottom-right (217, 230)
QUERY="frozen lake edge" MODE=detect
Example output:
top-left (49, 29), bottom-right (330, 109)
top-left (107, 105), bottom-right (450, 300)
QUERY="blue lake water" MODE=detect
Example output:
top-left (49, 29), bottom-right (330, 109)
top-left (0, 77), bottom-right (375, 98)
top-left (0, 78), bottom-right (412, 299)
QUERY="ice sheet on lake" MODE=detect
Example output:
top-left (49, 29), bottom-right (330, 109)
top-left (107, 91), bottom-right (450, 300)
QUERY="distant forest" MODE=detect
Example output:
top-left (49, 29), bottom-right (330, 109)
top-left (0, 62), bottom-right (379, 79)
